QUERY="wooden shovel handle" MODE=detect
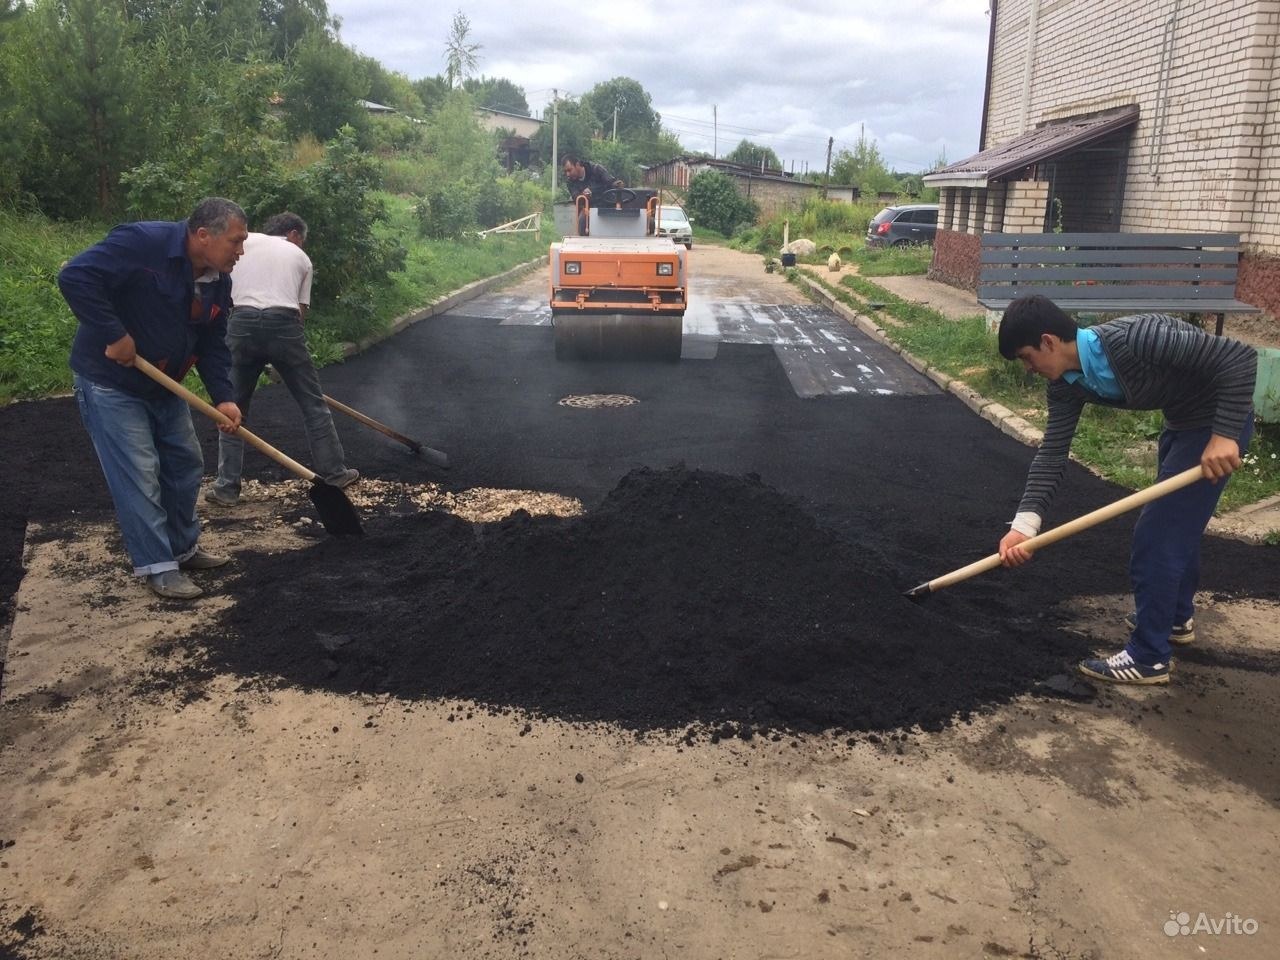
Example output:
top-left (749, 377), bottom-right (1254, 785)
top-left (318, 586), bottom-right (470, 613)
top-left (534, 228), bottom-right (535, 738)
top-left (132, 356), bottom-right (317, 482)
top-left (323, 394), bottom-right (423, 453)
top-left (923, 465), bottom-right (1206, 594)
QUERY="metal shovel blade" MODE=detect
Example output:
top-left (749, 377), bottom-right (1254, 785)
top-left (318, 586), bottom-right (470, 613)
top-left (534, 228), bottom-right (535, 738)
top-left (307, 481), bottom-right (364, 536)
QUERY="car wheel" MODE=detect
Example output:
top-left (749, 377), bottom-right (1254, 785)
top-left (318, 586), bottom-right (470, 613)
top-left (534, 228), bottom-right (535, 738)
top-left (685, 241), bottom-right (693, 249)
top-left (892, 238), bottom-right (914, 247)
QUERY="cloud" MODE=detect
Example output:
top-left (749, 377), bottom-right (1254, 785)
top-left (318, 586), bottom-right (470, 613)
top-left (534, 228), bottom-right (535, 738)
top-left (328, 0), bottom-right (990, 171)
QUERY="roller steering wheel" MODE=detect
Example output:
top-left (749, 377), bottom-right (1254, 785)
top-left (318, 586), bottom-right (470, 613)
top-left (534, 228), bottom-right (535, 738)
top-left (599, 187), bottom-right (637, 206)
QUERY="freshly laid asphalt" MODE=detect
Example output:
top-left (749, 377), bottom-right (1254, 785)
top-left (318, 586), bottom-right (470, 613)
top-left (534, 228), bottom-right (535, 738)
top-left (3, 274), bottom-right (1278, 729)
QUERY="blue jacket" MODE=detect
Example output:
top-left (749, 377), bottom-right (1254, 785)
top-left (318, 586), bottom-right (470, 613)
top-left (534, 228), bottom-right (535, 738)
top-left (60, 220), bottom-right (235, 404)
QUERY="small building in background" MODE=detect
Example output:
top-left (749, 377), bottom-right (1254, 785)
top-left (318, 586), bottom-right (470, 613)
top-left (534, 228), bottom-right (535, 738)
top-left (475, 107), bottom-right (545, 172)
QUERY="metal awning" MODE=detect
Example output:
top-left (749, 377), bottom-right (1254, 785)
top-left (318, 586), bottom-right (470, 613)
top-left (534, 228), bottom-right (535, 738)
top-left (924, 106), bottom-right (1139, 188)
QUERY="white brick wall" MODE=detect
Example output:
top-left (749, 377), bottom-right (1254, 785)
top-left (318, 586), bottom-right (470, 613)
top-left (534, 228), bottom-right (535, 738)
top-left (987, 0), bottom-right (1280, 252)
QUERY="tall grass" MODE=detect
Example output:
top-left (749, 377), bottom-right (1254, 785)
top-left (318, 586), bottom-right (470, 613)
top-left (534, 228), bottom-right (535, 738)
top-left (0, 209), bottom-right (106, 400)
top-left (732, 197), bottom-right (888, 255)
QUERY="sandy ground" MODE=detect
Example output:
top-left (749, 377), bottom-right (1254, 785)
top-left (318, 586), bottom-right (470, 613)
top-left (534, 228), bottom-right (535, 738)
top-left (2, 245), bottom-right (1278, 959)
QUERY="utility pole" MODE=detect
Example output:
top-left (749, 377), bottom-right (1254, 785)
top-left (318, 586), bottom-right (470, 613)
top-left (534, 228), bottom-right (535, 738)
top-left (551, 90), bottom-right (559, 198)
top-left (822, 136), bottom-right (833, 199)
top-left (713, 105), bottom-right (717, 158)
top-left (613, 105), bottom-right (618, 141)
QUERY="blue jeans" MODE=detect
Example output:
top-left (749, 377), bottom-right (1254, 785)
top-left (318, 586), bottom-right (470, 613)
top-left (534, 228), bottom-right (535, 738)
top-left (73, 375), bottom-right (204, 576)
top-left (1128, 416), bottom-right (1255, 665)
top-left (212, 308), bottom-right (348, 495)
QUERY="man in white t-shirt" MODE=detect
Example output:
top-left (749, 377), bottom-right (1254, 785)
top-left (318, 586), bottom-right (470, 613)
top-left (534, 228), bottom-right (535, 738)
top-left (206, 212), bottom-right (358, 506)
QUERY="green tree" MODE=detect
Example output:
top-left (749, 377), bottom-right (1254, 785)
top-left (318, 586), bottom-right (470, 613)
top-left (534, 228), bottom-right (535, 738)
top-left (17, 0), bottom-right (141, 217)
top-left (284, 29), bottom-right (367, 140)
top-left (686, 169), bottom-right (757, 236)
top-left (0, 0), bottom-right (28, 202)
top-left (725, 139), bottom-right (781, 172)
top-left (443, 9), bottom-right (480, 88)
top-left (580, 76), bottom-right (659, 144)
top-left (423, 88), bottom-right (497, 181)
top-left (260, 0), bottom-right (333, 59)
top-left (121, 56), bottom-right (286, 219)
top-left (530, 96), bottom-right (600, 167)
top-left (411, 74), bottom-right (450, 115)
top-left (588, 140), bottom-right (639, 188)
top-left (464, 75), bottom-right (528, 116)
top-left (831, 134), bottom-right (896, 197)
top-left (647, 127), bottom-right (685, 164)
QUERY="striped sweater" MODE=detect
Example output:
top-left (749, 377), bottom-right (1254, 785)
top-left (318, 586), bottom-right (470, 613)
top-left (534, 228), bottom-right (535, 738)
top-left (1016, 314), bottom-right (1257, 525)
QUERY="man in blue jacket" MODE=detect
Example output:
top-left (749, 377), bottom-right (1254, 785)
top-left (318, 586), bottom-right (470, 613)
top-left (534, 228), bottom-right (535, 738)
top-left (59, 197), bottom-right (248, 600)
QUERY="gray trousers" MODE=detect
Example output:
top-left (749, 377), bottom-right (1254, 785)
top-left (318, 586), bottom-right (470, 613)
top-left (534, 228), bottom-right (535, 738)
top-left (212, 307), bottom-right (348, 493)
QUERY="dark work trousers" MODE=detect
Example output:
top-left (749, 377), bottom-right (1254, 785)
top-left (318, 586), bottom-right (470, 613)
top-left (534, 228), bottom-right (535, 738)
top-left (1128, 414), bottom-right (1255, 665)
top-left (212, 307), bottom-right (348, 495)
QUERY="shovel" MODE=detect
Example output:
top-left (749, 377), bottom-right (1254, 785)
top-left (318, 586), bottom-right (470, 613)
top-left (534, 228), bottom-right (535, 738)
top-left (133, 357), bottom-right (363, 536)
top-left (904, 465), bottom-right (1205, 601)
top-left (322, 393), bottom-right (450, 468)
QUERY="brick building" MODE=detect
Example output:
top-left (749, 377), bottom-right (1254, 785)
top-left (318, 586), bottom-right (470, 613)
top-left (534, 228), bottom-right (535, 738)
top-left (924, 0), bottom-right (1280, 322)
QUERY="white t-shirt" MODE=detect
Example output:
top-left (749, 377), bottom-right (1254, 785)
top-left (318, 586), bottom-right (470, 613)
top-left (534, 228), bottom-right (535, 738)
top-left (230, 232), bottom-right (313, 309)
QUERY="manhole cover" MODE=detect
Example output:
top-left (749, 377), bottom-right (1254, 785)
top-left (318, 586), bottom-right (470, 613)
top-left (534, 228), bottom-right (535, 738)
top-left (558, 394), bottom-right (639, 409)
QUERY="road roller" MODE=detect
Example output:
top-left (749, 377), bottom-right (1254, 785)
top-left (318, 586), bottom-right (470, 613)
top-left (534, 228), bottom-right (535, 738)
top-left (550, 187), bottom-right (687, 361)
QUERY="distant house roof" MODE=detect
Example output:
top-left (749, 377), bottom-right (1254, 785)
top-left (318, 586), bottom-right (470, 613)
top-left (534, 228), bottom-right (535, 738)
top-left (358, 99), bottom-right (396, 113)
top-left (478, 106), bottom-right (540, 123)
top-left (475, 107), bottom-right (543, 139)
top-left (924, 105), bottom-right (1140, 188)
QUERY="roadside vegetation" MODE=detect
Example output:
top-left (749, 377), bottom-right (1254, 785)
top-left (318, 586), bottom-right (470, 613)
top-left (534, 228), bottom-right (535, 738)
top-left (732, 201), bottom-right (1279, 511)
top-left (799, 265), bottom-right (1280, 513)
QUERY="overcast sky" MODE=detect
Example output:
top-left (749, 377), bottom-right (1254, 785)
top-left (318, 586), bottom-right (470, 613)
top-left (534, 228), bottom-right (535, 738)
top-left (327, 1), bottom-right (991, 174)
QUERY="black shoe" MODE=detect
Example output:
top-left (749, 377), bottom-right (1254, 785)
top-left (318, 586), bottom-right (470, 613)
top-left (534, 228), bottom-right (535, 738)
top-left (179, 547), bottom-right (231, 571)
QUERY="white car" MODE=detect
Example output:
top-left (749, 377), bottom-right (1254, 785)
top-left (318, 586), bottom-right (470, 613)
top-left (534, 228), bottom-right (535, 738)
top-left (657, 204), bottom-right (694, 248)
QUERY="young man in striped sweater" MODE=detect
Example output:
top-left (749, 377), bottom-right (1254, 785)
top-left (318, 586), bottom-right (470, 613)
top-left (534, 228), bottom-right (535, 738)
top-left (996, 295), bottom-right (1257, 685)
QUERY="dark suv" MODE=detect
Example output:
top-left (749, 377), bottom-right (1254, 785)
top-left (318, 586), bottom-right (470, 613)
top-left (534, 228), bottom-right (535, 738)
top-left (865, 204), bottom-right (940, 247)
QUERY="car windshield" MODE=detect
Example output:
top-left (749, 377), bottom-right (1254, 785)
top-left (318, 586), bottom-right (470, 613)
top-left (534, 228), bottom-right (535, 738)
top-left (871, 208), bottom-right (895, 224)
top-left (660, 208), bottom-right (689, 225)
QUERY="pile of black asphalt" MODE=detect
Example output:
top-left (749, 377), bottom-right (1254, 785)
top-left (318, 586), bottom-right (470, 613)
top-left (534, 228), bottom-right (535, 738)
top-left (3, 314), bottom-right (1277, 734)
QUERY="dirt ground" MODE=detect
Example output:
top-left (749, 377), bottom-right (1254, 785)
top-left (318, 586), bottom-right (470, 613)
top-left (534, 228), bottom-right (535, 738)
top-left (2, 244), bottom-right (1278, 959)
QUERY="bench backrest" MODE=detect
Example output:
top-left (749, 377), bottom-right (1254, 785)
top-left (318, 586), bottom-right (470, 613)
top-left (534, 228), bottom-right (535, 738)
top-left (978, 232), bottom-right (1243, 304)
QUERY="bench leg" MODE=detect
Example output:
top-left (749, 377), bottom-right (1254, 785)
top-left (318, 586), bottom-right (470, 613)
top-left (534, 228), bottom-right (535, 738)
top-left (1215, 312), bottom-right (1224, 337)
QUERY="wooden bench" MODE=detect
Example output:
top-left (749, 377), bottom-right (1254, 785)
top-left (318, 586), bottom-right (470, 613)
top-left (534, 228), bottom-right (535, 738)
top-left (978, 232), bottom-right (1260, 335)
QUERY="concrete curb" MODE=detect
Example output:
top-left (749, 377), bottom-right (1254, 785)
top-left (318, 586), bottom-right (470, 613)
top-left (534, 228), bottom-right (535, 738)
top-left (797, 272), bottom-right (1045, 448)
top-left (340, 256), bottom-right (548, 359)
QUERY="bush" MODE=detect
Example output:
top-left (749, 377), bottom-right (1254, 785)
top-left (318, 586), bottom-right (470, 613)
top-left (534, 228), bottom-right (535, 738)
top-left (380, 153), bottom-right (436, 196)
top-left (416, 184), bottom-right (476, 239)
top-left (686, 170), bottom-right (758, 236)
top-left (249, 126), bottom-right (406, 303)
top-left (474, 175), bottom-right (544, 228)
